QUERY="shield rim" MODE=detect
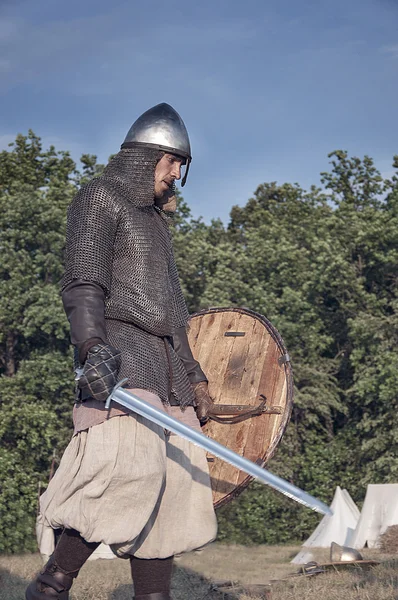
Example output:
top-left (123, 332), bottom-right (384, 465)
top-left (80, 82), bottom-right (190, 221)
top-left (188, 306), bottom-right (294, 509)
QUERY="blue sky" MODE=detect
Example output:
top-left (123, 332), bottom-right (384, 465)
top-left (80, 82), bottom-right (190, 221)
top-left (1, 0), bottom-right (397, 223)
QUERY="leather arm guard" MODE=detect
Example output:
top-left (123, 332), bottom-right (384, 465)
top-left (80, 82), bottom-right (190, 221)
top-left (62, 279), bottom-right (122, 402)
top-left (62, 279), bottom-right (108, 364)
top-left (172, 326), bottom-right (208, 386)
top-left (173, 326), bottom-right (212, 421)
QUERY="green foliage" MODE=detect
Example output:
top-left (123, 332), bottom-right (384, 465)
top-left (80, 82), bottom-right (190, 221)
top-left (0, 134), bottom-right (103, 552)
top-left (216, 482), bottom-right (320, 545)
top-left (174, 151), bottom-right (398, 543)
top-left (0, 134), bottom-right (397, 551)
top-left (0, 449), bottom-right (41, 552)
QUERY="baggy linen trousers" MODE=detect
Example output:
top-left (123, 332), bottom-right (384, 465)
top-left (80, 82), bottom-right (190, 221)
top-left (39, 395), bottom-right (217, 559)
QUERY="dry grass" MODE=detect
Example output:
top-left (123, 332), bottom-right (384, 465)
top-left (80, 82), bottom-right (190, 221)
top-left (379, 525), bottom-right (398, 554)
top-left (269, 558), bottom-right (398, 600)
top-left (0, 544), bottom-right (397, 600)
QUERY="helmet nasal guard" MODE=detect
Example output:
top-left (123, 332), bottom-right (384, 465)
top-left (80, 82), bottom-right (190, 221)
top-left (121, 103), bottom-right (192, 186)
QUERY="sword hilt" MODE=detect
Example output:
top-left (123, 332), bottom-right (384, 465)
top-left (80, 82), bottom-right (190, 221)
top-left (105, 378), bottom-right (129, 409)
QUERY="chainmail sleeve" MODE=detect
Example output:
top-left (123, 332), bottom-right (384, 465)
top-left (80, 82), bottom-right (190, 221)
top-left (62, 180), bottom-right (120, 296)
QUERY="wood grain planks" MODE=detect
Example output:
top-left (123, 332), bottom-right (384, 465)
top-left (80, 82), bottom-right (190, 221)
top-left (188, 308), bottom-right (293, 507)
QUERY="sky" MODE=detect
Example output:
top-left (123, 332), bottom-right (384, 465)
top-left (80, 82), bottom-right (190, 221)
top-left (0, 0), bottom-right (397, 223)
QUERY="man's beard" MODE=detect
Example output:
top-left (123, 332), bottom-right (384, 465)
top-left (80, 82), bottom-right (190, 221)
top-left (156, 194), bottom-right (177, 213)
top-left (155, 185), bottom-right (177, 212)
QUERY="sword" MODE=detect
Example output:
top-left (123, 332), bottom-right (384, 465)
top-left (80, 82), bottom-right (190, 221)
top-left (105, 381), bottom-right (332, 516)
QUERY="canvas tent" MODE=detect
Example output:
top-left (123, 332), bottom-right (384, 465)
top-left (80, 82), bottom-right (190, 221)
top-left (350, 483), bottom-right (398, 549)
top-left (291, 487), bottom-right (360, 564)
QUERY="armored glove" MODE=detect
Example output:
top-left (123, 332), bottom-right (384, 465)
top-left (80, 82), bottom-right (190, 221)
top-left (78, 343), bottom-right (122, 403)
top-left (192, 380), bottom-right (215, 422)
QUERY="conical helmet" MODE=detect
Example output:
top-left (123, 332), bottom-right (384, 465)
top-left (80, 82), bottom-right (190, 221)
top-left (330, 542), bottom-right (363, 562)
top-left (121, 103), bottom-right (192, 186)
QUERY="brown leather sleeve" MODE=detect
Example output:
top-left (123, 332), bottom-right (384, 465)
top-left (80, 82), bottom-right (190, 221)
top-left (62, 279), bottom-right (108, 364)
top-left (173, 326), bottom-right (208, 385)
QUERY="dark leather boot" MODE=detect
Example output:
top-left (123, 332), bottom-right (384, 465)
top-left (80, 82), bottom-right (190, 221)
top-left (134, 594), bottom-right (171, 600)
top-left (25, 556), bottom-right (78, 599)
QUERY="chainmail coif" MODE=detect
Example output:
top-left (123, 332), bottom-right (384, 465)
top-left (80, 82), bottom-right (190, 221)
top-left (101, 147), bottom-right (161, 207)
top-left (62, 147), bottom-right (195, 407)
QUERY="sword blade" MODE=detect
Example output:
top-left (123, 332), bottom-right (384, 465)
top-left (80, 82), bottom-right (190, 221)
top-left (106, 384), bottom-right (332, 516)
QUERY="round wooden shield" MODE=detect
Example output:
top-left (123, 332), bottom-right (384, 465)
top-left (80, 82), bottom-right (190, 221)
top-left (188, 307), bottom-right (293, 508)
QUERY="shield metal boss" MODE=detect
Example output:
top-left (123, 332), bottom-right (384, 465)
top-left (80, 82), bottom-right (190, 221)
top-left (188, 307), bottom-right (294, 508)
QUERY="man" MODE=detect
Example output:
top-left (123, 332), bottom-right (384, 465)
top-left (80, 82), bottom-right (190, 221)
top-left (26, 103), bottom-right (217, 600)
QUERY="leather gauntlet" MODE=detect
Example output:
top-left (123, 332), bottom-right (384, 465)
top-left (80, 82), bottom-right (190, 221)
top-left (192, 380), bottom-right (214, 422)
top-left (172, 326), bottom-right (207, 385)
top-left (78, 343), bottom-right (122, 403)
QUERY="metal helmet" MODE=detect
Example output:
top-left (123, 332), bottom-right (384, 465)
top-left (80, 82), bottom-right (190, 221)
top-left (121, 103), bottom-right (192, 186)
top-left (330, 542), bottom-right (363, 563)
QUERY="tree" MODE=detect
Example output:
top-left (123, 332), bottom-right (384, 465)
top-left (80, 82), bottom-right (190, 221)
top-left (320, 152), bottom-right (398, 487)
top-left (0, 132), bottom-right (104, 551)
top-left (216, 153), bottom-right (398, 541)
top-left (1, 134), bottom-right (397, 550)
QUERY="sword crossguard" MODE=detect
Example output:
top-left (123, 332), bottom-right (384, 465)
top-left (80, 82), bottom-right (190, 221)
top-left (105, 378), bottom-right (129, 409)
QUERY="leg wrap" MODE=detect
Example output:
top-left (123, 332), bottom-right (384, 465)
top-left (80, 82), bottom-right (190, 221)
top-left (130, 556), bottom-right (173, 599)
top-left (25, 556), bottom-right (76, 599)
top-left (26, 529), bottom-right (100, 599)
top-left (53, 528), bottom-right (100, 571)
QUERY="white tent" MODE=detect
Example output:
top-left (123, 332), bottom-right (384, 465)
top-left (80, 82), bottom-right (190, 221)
top-left (350, 483), bottom-right (398, 549)
top-left (291, 487), bottom-right (360, 564)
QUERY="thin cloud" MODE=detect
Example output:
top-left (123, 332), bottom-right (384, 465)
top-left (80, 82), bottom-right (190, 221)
top-left (0, 133), bottom-right (16, 150)
top-left (0, 13), bottom-right (121, 93)
top-left (0, 132), bottom-right (88, 165)
top-left (0, 10), bottom-right (259, 96)
top-left (381, 44), bottom-right (398, 58)
top-left (0, 58), bottom-right (11, 72)
top-left (0, 17), bottom-right (19, 42)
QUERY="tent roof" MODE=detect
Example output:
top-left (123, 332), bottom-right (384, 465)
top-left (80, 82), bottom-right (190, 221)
top-left (351, 483), bottom-right (398, 549)
top-left (291, 486), bottom-right (360, 563)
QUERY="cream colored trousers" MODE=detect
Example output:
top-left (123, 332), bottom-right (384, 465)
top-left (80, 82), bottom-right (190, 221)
top-left (40, 397), bottom-right (217, 559)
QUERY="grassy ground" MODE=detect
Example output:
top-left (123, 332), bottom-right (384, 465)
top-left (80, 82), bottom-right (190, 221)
top-left (0, 544), bottom-right (396, 600)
